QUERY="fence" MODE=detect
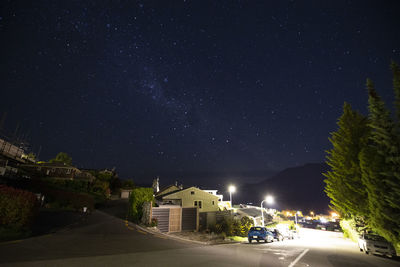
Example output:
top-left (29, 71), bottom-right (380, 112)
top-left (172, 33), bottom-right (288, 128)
top-left (151, 206), bottom-right (198, 233)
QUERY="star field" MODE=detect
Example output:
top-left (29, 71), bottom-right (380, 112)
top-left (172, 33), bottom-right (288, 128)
top-left (1, 1), bottom-right (400, 185)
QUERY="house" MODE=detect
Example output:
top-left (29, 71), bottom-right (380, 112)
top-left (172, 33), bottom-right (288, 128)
top-left (21, 162), bottom-right (95, 181)
top-left (120, 189), bottom-right (133, 199)
top-left (159, 186), bottom-right (219, 212)
top-left (234, 205), bottom-right (273, 226)
top-left (203, 190), bottom-right (223, 202)
top-left (155, 184), bottom-right (181, 198)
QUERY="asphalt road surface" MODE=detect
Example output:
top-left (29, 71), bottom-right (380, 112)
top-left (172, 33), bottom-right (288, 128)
top-left (0, 209), bottom-right (398, 267)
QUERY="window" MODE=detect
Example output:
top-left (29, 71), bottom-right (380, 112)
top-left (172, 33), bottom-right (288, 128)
top-left (191, 191), bottom-right (195, 195)
top-left (212, 200), bottom-right (215, 205)
top-left (194, 200), bottom-right (202, 209)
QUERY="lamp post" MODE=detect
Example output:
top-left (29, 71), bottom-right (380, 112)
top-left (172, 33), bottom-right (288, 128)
top-left (228, 185), bottom-right (236, 207)
top-left (261, 195), bottom-right (274, 227)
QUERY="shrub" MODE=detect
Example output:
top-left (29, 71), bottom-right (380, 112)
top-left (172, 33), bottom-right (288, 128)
top-left (128, 187), bottom-right (154, 223)
top-left (340, 219), bottom-right (359, 242)
top-left (239, 216), bottom-right (254, 237)
top-left (0, 185), bottom-right (39, 230)
top-left (213, 216), bottom-right (254, 237)
top-left (150, 218), bottom-right (158, 227)
top-left (41, 187), bottom-right (94, 211)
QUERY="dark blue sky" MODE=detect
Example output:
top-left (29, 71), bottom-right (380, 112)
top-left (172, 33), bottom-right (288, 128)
top-left (1, 1), bottom-right (400, 184)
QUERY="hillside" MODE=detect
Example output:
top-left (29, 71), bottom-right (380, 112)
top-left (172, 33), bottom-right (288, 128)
top-left (236, 163), bottom-right (330, 213)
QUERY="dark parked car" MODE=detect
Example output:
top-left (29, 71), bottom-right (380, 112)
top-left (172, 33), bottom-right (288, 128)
top-left (248, 227), bottom-right (274, 243)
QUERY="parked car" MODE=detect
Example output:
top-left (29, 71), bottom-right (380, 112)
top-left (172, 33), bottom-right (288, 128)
top-left (269, 228), bottom-right (284, 241)
top-left (358, 233), bottom-right (396, 257)
top-left (290, 229), bottom-right (300, 239)
top-left (280, 229), bottom-right (294, 240)
top-left (248, 227), bottom-right (274, 243)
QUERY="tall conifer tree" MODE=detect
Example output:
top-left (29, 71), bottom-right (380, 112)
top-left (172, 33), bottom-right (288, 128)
top-left (360, 79), bottom-right (400, 245)
top-left (324, 103), bottom-right (370, 221)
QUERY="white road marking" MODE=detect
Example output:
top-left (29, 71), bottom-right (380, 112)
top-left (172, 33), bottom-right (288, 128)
top-left (288, 248), bottom-right (309, 267)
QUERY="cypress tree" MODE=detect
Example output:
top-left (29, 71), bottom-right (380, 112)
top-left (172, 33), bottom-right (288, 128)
top-left (360, 79), bottom-right (400, 245)
top-left (391, 61), bottom-right (400, 127)
top-left (324, 102), bottom-right (370, 221)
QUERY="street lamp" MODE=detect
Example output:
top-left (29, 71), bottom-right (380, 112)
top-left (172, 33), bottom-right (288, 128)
top-left (295, 211), bottom-right (301, 226)
top-left (228, 185), bottom-right (236, 207)
top-left (261, 195), bottom-right (274, 227)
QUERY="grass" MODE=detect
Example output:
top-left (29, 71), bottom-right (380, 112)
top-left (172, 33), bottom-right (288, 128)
top-left (0, 226), bottom-right (31, 242)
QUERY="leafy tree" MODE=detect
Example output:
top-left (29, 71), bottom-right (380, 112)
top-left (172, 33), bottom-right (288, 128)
top-left (49, 152), bottom-right (72, 165)
top-left (122, 179), bottom-right (135, 189)
top-left (128, 187), bottom-right (154, 223)
top-left (324, 102), bottom-right (370, 222)
top-left (360, 79), bottom-right (400, 245)
top-left (110, 177), bottom-right (122, 194)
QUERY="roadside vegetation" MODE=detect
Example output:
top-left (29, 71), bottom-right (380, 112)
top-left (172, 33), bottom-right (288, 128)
top-left (0, 152), bottom-right (124, 241)
top-left (0, 185), bottom-right (39, 241)
top-left (127, 187), bottom-right (154, 223)
top-left (324, 61), bottom-right (400, 252)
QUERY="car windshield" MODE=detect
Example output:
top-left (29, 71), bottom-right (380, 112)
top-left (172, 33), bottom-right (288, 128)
top-left (364, 234), bottom-right (386, 242)
top-left (250, 227), bottom-right (263, 231)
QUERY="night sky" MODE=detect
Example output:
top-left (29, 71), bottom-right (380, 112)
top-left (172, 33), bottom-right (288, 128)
top-left (1, 1), bottom-right (400, 186)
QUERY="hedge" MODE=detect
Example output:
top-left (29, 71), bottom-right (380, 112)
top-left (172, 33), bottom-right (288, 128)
top-left (128, 187), bottom-right (154, 223)
top-left (41, 187), bottom-right (95, 211)
top-left (0, 185), bottom-right (39, 229)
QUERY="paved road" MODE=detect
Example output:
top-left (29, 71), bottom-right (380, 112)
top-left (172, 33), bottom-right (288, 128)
top-left (0, 209), bottom-right (398, 266)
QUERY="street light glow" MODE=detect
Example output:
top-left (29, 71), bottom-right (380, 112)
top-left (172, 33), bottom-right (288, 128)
top-left (265, 195), bottom-right (274, 205)
top-left (228, 185), bottom-right (236, 193)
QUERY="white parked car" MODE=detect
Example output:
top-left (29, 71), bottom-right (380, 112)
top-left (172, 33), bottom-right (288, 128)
top-left (358, 233), bottom-right (396, 257)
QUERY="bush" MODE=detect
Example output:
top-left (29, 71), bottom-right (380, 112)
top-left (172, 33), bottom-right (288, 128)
top-left (42, 178), bottom-right (89, 193)
top-left (0, 185), bottom-right (39, 230)
top-left (150, 218), bottom-right (158, 227)
top-left (239, 216), bottom-right (254, 237)
top-left (212, 216), bottom-right (254, 237)
top-left (128, 187), bottom-right (154, 223)
top-left (41, 187), bottom-right (94, 211)
top-left (340, 219), bottom-right (359, 242)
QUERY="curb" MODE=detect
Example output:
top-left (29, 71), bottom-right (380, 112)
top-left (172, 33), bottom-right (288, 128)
top-left (94, 209), bottom-right (208, 245)
top-left (131, 222), bottom-right (209, 246)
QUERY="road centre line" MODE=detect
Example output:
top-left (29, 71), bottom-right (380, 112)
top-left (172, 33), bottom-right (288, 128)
top-left (288, 249), bottom-right (309, 267)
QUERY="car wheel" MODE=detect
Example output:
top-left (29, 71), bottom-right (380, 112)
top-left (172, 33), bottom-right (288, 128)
top-left (359, 247), bottom-right (363, 252)
top-left (248, 239), bottom-right (252, 243)
top-left (364, 246), bottom-right (369, 255)
top-left (257, 240), bottom-right (259, 243)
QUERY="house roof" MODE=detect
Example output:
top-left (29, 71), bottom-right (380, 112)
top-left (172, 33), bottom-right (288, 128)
top-left (162, 186), bottom-right (219, 200)
top-left (155, 185), bottom-right (181, 197)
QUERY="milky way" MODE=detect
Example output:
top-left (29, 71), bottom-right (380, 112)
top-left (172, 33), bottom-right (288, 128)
top-left (1, 1), bottom-right (400, 185)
